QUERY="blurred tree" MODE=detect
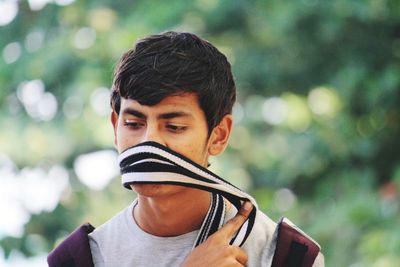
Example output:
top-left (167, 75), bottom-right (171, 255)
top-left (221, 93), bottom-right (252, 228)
top-left (0, 0), bottom-right (399, 266)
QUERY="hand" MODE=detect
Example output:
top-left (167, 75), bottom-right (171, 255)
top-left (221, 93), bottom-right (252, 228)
top-left (181, 201), bottom-right (253, 267)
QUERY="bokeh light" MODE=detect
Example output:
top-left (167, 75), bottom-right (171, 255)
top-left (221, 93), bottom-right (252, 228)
top-left (17, 80), bottom-right (58, 121)
top-left (0, 0), bottom-right (18, 26)
top-left (73, 27), bottom-right (96, 50)
top-left (2, 42), bottom-right (22, 64)
top-left (262, 97), bottom-right (288, 125)
top-left (25, 30), bottom-right (45, 53)
top-left (74, 150), bottom-right (119, 190)
top-left (90, 87), bottom-right (112, 116)
top-left (63, 95), bottom-right (84, 119)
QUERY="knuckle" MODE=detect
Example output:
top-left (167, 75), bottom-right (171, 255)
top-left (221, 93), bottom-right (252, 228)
top-left (243, 252), bottom-right (249, 262)
top-left (231, 215), bottom-right (245, 226)
top-left (223, 245), bottom-right (234, 256)
top-left (229, 216), bottom-right (242, 225)
top-left (207, 234), bottom-right (218, 242)
top-left (228, 245), bottom-right (240, 255)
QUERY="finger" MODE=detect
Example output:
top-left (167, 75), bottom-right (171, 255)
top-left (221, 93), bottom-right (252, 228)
top-left (217, 201), bottom-right (253, 240)
top-left (233, 246), bottom-right (248, 265)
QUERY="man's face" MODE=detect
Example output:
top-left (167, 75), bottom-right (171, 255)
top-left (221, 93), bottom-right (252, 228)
top-left (111, 93), bottom-right (232, 197)
top-left (113, 93), bottom-right (211, 165)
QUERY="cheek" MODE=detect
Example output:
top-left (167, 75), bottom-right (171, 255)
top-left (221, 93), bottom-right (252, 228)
top-left (116, 127), bottom-right (136, 152)
top-left (171, 142), bottom-right (209, 166)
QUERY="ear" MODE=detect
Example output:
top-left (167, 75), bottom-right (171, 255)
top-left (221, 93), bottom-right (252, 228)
top-left (111, 110), bottom-right (119, 148)
top-left (208, 114), bottom-right (233, 156)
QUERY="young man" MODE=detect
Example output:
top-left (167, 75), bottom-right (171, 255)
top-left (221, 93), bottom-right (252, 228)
top-left (48, 31), bottom-right (324, 266)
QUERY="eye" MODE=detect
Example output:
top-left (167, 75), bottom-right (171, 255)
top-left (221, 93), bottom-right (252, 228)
top-left (124, 120), bottom-right (144, 130)
top-left (166, 124), bottom-right (187, 133)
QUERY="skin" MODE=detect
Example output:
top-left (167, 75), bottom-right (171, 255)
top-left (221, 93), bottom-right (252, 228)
top-left (111, 93), bottom-right (252, 266)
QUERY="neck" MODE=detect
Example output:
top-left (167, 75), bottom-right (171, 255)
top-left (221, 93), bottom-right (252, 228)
top-left (133, 187), bottom-right (211, 237)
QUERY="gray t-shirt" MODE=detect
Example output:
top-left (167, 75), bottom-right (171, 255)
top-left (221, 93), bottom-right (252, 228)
top-left (89, 200), bottom-right (324, 267)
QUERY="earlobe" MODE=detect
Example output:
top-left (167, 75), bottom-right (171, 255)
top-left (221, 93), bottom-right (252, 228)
top-left (208, 115), bottom-right (233, 156)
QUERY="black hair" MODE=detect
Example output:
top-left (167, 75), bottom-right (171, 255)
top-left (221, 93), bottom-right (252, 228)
top-left (110, 31), bottom-right (236, 133)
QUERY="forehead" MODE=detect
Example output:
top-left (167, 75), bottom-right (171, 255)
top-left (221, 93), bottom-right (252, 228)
top-left (120, 93), bottom-right (204, 116)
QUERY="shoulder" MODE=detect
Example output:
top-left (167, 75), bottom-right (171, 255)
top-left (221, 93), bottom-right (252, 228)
top-left (313, 252), bottom-right (325, 267)
top-left (89, 203), bottom-right (133, 242)
top-left (224, 205), bottom-right (277, 265)
top-left (245, 209), bottom-right (278, 251)
top-left (271, 217), bottom-right (323, 267)
top-left (47, 223), bottom-right (95, 267)
top-left (47, 203), bottom-right (134, 267)
top-left (241, 209), bottom-right (278, 266)
top-left (240, 209), bottom-right (324, 267)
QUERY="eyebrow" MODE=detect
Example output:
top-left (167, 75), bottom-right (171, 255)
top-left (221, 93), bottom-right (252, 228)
top-left (121, 108), bottom-right (192, 120)
top-left (122, 108), bottom-right (146, 119)
top-left (159, 111), bottom-right (191, 120)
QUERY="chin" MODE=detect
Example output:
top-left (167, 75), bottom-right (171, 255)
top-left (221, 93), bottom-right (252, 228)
top-left (130, 183), bottom-right (187, 197)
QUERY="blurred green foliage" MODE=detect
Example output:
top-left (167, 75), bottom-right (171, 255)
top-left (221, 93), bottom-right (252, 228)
top-left (1, 0), bottom-right (400, 266)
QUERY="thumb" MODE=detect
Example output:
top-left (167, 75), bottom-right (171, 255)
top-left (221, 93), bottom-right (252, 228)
top-left (217, 201), bottom-right (253, 241)
top-left (238, 201), bottom-right (253, 217)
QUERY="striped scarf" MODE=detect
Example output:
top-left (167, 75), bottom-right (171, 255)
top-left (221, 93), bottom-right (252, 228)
top-left (118, 141), bottom-right (257, 248)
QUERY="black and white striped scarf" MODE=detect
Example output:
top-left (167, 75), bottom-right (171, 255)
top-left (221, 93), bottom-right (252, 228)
top-left (118, 141), bottom-right (257, 248)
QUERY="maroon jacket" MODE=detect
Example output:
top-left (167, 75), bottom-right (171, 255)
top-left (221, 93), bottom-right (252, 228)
top-left (47, 223), bottom-right (95, 267)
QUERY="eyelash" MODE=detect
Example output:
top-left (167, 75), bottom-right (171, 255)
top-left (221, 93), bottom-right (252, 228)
top-left (124, 121), bottom-right (143, 129)
top-left (123, 121), bottom-right (187, 133)
top-left (166, 124), bottom-right (187, 133)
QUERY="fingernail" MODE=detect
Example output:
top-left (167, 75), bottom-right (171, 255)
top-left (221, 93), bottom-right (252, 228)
top-left (243, 201), bottom-right (252, 212)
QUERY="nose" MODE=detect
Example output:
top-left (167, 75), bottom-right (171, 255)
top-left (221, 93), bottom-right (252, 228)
top-left (141, 123), bottom-right (165, 145)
